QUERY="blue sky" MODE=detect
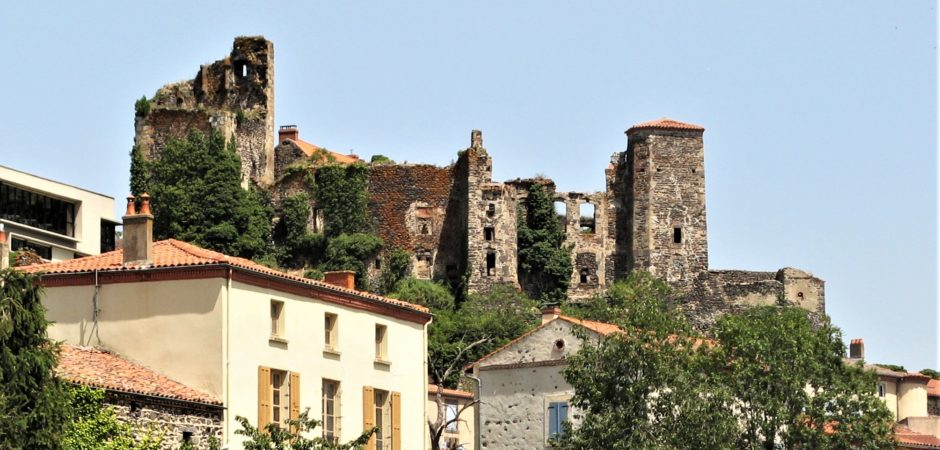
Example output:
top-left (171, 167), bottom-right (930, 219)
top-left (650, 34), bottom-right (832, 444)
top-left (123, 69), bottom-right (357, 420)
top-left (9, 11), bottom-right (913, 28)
top-left (1, 2), bottom-right (936, 370)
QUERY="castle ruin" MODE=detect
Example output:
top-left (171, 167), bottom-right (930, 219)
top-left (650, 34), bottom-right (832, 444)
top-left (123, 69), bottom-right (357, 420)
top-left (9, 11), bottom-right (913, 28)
top-left (135, 37), bottom-right (824, 327)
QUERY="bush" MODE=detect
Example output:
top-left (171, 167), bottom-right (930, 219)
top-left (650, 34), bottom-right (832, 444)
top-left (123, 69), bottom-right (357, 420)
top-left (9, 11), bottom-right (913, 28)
top-left (323, 233), bottom-right (383, 290)
top-left (379, 249), bottom-right (411, 294)
top-left (388, 278), bottom-right (454, 311)
top-left (134, 96), bottom-right (151, 117)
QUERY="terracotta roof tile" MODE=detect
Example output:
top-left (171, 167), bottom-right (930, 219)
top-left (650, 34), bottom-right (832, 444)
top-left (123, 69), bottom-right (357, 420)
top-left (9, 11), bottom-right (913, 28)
top-left (428, 384), bottom-right (474, 400)
top-left (626, 117), bottom-right (705, 135)
top-left (20, 239), bottom-right (428, 315)
top-left (289, 139), bottom-right (361, 164)
top-left (927, 379), bottom-right (940, 397)
top-left (57, 344), bottom-right (220, 406)
top-left (557, 315), bottom-right (622, 336)
top-left (895, 424), bottom-right (940, 448)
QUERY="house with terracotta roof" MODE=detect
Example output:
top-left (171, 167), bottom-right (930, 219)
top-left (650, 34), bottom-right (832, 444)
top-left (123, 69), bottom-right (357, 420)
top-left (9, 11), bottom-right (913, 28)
top-left (57, 344), bottom-right (224, 446)
top-left (464, 306), bottom-right (622, 450)
top-left (427, 384), bottom-right (476, 450)
top-left (22, 196), bottom-right (432, 450)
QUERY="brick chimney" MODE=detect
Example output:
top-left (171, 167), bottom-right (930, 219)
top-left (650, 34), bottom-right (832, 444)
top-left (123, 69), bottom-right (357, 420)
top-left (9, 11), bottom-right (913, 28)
top-left (0, 224), bottom-right (9, 270)
top-left (123, 193), bottom-right (154, 265)
top-left (849, 338), bottom-right (865, 360)
top-left (541, 305), bottom-right (561, 324)
top-left (323, 270), bottom-right (356, 290)
top-left (279, 125), bottom-right (299, 143)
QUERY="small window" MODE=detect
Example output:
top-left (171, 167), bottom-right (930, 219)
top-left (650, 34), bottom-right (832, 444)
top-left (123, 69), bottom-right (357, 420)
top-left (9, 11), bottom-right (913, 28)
top-left (554, 201), bottom-right (567, 229)
top-left (271, 370), bottom-right (288, 429)
top-left (878, 382), bottom-right (886, 397)
top-left (486, 203), bottom-right (495, 218)
top-left (445, 402), bottom-right (459, 432)
top-left (579, 203), bottom-right (595, 233)
top-left (324, 313), bottom-right (338, 351)
top-left (420, 222), bottom-right (430, 235)
top-left (374, 390), bottom-right (391, 449)
top-left (270, 300), bottom-right (285, 338)
top-left (579, 269), bottom-right (589, 284)
top-left (374, 258), bottom-right (382, 269)
top-left (322, 379), bottom-right (340, 442)
top-left (547, 401), bottom-right (569, 440)
top-left (486, 252), bottom-right (496, 276)
top-left (484, 227), bottom-right (495, 241)
top-left (673, 227), bottom-right (682, 244)
top-left (375, 324), bottom-right (388, 362)
top-left (182, 431), bottom-right (193, 443)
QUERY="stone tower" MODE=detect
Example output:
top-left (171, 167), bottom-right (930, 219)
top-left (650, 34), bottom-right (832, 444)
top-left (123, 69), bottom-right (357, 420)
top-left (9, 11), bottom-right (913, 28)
top-left (134, 36), bottom-right (275, 186)
top-left (623, 118), bottom-right (708, 288)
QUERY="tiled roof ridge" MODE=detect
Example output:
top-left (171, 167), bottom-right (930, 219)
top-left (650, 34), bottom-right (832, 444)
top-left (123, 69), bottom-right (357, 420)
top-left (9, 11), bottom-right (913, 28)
top-left (627, 117), bottom-right (705, 135)
top-left (57, 344), bottom-right (220, 406)
top-left (895, 424), bottom-right (940, 448)
top-left (427, 384), bottom-right (474, 399)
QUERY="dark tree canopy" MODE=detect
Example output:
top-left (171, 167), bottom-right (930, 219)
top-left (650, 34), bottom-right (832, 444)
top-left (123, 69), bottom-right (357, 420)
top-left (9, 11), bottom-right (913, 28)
top-left (517, 183), bottom-right (572, 304)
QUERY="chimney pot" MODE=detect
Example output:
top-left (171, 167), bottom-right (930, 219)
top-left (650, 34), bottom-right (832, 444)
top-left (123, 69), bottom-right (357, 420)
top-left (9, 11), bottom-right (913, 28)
top-left (122, 194), bottom-right (154, 265)
top-left (279, 125), bottom-right (299, 143)
top-left (849, 338), bottom-right (865, 360)
top-left (541, 305), bottom-right (561, 324)
top-left (139, 193), bottom-right (152, 215)
top-left (323, 270), bottom-right (356, 290)
top-left (125, 195), bottom-right (136, 215)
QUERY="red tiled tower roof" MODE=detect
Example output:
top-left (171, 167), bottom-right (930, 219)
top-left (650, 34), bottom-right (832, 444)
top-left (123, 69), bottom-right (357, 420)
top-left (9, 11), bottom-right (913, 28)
top-left (626, 117), bottom-right (705, 135)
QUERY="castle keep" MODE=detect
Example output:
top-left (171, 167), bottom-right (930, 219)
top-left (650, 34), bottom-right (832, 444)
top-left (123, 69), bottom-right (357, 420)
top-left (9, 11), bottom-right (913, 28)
top-left (136, 37), bottom-right (824, 327)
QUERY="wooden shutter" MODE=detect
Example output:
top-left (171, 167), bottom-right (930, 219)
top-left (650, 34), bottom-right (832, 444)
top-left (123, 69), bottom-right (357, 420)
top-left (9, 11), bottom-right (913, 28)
top-left (548, 402), bottom-right (558, 438)
top-left (559, 402), bottom-right (569, 437)
top-left (391, 391), bottom-right (401, 450)
top-left (363, 386), bottom-right (375, 449)
top-left (258, 366), bottom-right (272, 430)
top-left (289, 372), bottom-right (301, 431)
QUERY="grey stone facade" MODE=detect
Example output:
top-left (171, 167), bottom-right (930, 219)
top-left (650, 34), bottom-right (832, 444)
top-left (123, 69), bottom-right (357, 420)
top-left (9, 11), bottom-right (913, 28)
top-left (108, 392), bottom-right (223, 450)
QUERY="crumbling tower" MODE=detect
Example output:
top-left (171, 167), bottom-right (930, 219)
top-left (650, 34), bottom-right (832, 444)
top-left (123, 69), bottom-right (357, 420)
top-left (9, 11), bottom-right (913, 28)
top-left (134, 36), bottom-right (275, 186)
top-left (623, 118), bottom-right (708, 289)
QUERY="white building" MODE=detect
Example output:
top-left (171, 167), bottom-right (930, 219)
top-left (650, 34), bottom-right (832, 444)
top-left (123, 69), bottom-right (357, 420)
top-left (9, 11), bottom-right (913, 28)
top-left (0, 164), bottom-right (117, 261)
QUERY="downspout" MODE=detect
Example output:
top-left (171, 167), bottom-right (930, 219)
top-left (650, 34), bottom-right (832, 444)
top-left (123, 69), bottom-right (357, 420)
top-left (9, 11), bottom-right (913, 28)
top-left (222, 267), bottom-right (232, 446)
top-left (465, 373), bottom-right (482, 450)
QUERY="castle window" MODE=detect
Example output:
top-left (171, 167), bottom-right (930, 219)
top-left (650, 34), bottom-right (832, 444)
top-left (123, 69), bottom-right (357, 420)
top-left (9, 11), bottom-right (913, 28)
top-left (673, 227), bottom-right (682, 244)
top-left (554, 201), bottom-right (567, 230)
top-left (415, 252), bottom-right (432, 279)
top-left (484, 227), bottom-right (494, 241)
top-left (580, 269), bottom-right (589, 284)
top-left (486, 252), bottom-right (496, 276)
top-left (579, 203), bottom-right (595, 234)
top-left (235, 62), bottom-right (248, 79)
top-left (420, 222), bottom-right (430, 235)
top-left (487, 203), bottom-right (495, 218)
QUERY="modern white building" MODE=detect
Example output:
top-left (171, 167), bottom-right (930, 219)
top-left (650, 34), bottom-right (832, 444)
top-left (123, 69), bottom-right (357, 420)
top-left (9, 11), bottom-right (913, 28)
top-left (0, 164), bottom-right (117, 261)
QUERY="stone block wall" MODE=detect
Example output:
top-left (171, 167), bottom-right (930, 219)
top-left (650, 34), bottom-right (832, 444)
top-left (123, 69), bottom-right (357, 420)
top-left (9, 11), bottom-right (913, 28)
top-left (107, 393), bottom-right (222, 450)
top-left (554, 191), bottom-right (612, 300)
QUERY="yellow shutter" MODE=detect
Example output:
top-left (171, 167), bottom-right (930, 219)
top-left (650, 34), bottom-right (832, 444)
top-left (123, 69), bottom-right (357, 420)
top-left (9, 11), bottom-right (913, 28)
top-left (289, 372), bottom-right (301, 432)
top-left (258, 366), bottom-right (272, 430)
top-left (363, 386), bottom-right (375, 448)
top-left (391, 391), bottom-right (401, 450)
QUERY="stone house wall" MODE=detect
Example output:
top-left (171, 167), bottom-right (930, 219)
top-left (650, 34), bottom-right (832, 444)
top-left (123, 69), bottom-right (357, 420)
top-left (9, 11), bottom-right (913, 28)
top-left (107, 393), bottom-right (222, 450)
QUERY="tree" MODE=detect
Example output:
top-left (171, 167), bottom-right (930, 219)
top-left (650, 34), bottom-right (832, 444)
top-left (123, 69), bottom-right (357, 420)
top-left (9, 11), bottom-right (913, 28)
top-left (0, 269), bottom-right (71, 449)
top-left (517, 183), bottom-right (572, 304)
top-left (378, 249), bottom-right (411, 295)
top-left (129, 144), bottom-right (149, 197)
top-left (322, 233), bottom-right (383, 291)
top-left (276, 192), bottom-right (325, 268)
top-left (234, 409), bottom-right (374, 450)
top-left (62, 385), bottom-right (162, 450)
top-left (314, 164), bottom-right (370, 239)
top-left (714, 307), bottom-right (895, 449)
top-left (427, 338), bottom-right (487, 450)
top-left (920, 368), bottom-right (940, 380)
top-left (147, 130), bottom-right (273, 260)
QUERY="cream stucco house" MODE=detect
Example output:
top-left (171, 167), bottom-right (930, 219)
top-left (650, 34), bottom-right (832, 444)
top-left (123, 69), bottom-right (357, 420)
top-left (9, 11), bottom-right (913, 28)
top-left (22, 196), bottom-right (432, 450)
top-left (427, 384), bottom-right (476, 450)
top-left (0, 164), bottom-right (118, 262)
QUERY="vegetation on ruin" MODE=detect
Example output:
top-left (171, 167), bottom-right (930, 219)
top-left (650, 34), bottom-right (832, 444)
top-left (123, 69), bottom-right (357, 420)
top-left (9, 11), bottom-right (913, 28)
top-left (235, 410), bottom-right (375, 450)
top-left (129, 145), bottom-right (150, 198)
top-left (146, 130), bottom-right (274, 261)
top-left (62, 385), bottom-right (163, 450)
top-left (556, 278), bottom-right (896, 450)
top-left (134, 95), bottom-right (151, 117)
top-left (322, 233), bottom-right (384, 291)
top-left (378, 248), bottom-right (412, 294)
top-left (315, 164), bottom-right (370, 238)
top-left (517, 183), bottom-right (573, 304)
top-left (369, 154), bottom-right (395, 165)
top-left (921, 368), bottom-right (940, 379)
top-left (276, 192), bottom-right (325, 268)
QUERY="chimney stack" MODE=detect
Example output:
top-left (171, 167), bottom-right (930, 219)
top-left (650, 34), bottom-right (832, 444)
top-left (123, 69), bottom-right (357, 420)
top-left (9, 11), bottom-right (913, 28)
top-left (279, 125), bottom-right (299, 143)
top-left (471, 129), bottom-right (483, 149)
top-left (849, 338), bottom-right (865, 360)
top-left (123, 194), bottom-right (154, 265)
top-left (0, 224), bottom-right (9, 270)
top-left (541, 305), bottom-right (561, 324)
top-left (323, 270), bottom-right (356, 290)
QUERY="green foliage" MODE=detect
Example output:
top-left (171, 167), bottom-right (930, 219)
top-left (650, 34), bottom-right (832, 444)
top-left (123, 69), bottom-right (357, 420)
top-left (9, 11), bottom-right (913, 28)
top-left (427, 285), bottom-right (538, 387)
top-left (379, 249), bottom-right (411, 294)
top-left (322, 233), bottom-right (383, 290)
top-left (134, 96), bottom-right (151, 117)
top-left (388, 278), bottom-right (454, 311)
top-left (277, 193), bottom-right (325, 268)
top-left (62, 385), bottom-right (162, 450)
top-left (148, 130), bottom-right (273, 260)
top-left (517, 183), bottom-right (572, 304)
top-left (234, 409), bottom-right (375, 450)
top-left (369, 154), bottom-right (395, 165)
top-left (565, 271), bottom-right (677, 328)
top-left (303, 268), bottom-right (324, 280)
top-left (0, 269), bottom-right (70, 449)
top-left (920, 368), bottom-right (940, 380)
top-left (714, 307), bottom-right (895, 449)
top-left (315, 164), bottom-right (370, 238)
top-left (874, 363), bottom-right (906, 372)
top-left (235, 109), bottom-right (247, 126)
top-left (129, 145), bottom-right (150, 196)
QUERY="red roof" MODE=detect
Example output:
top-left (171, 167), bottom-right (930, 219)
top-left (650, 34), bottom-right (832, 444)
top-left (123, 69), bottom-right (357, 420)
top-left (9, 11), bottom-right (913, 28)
top-left (626, 117), bottom-right (705, 135)
top-left (428, 384), bottom-right (474, 400)
top-left (57, 344), bottom-right (220, 406)
top-left (20, 239), bottom-right (428, 315)
top-left (927, 379), bottom-right (940, 397)
top-left (896, 424), bottom-right (940, 449)
top-left (289, 138), bottom-right (361, 164)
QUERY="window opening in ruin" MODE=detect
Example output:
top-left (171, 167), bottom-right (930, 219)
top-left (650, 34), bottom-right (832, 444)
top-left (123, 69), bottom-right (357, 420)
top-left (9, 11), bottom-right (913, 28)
top-left (182, 431), bottom-right (193, 443)
top-left (673, 227), bottom-right (682, 244)
top-left (580, 269), bottom-right (589, 284)
top-left (420, 222), bottom-right (430, 235)
top-left (554, 201), bottom-right (567, 230)
top-left (415, 253), bottom-right (432, 279)
top-left (579, 203), bottom-right (596, 234)
top-left (374, 258), bottom-right (381, 269)
top-left (235, 62), bottom-right (248, 79)
top-left (487, 203), bottom-right (495, 218)
top-left (486, 252), bottom-right (496, 276)
top-left (484, 227), bottom-right (494, 241)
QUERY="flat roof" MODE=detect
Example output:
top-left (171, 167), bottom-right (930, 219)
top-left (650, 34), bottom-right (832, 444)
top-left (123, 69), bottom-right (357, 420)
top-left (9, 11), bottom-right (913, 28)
top-left (0, 164), bottom-right (115, 200)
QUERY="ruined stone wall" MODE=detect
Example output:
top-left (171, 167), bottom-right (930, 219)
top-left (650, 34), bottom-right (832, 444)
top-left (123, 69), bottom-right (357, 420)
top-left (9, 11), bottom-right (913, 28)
top-left (107, 393), bottom-right (222, 450)
top-left (929, 396), bottom-right (940, 416)
top-left (625, 129), bottom-right (708, 289)
top-left (135, 36), bottom-right (275, 187)
top-left (367, 163), bottom-right (466, 284)
top-left (555, 191), bottom-right (611, 301)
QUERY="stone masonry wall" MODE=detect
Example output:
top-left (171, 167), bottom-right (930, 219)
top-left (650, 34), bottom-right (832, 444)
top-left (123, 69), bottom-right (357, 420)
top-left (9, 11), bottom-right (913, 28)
top-left (107, 393), bottom-right (222, 450)
top-left (555, 191), bottom-right (611, 301)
